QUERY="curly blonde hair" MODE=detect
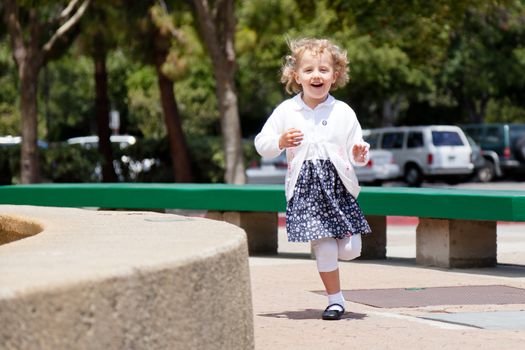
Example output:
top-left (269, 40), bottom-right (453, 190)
top-left (280, 38), bottom-right (349, 95)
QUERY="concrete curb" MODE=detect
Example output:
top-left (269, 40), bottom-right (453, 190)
top-left (0, 205), bottom-right (254, 350)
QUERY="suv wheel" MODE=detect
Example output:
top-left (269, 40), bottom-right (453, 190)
top-left (404, 165), bottom-right (423, 187)
top-left (477, 160), bottom-right (495, 183)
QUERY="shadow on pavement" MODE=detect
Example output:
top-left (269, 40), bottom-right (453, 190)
top-left (258, 309), bottom-right (367, 321)
top-left (251, 252), bottom-right (312, 260)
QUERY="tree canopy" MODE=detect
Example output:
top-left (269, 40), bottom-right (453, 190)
top-left (1, 0), bottom-right (524, 183)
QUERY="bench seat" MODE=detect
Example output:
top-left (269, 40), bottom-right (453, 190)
top-left (1, 184), bottom-right (524, 268)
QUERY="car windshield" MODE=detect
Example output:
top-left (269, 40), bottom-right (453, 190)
top-left (431, 131), bottom-right (464, 146)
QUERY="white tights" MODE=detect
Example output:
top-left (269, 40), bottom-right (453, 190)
top-left (311, 234), bottom-right (362, 272)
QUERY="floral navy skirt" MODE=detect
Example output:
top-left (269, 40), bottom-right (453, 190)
top-left (286, 159), bottom-right (372, 242)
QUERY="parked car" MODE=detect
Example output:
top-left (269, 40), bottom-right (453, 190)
top-left (246, 137), bottom-right (400, 185)
top-left (356, 130), bottom-right (400, 185)
top-left (246, 153), bottom-right (287, 184)
top-left (461, 123), bottom-right (525, 180)
top-left (367, 125), bottom-right (474, 186)
top-left (466, 135), bottom-right (493, 183)
top-left (66, 134), bottom-right (155, 181)
top-left (0, 135), bottom-right (49, 149)
top-left (354, 149), bottom-right (400, 185)
top-left (66, 134), bottom-right (136, 149)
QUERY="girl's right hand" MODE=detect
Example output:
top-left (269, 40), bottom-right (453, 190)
top-left (279, 128), bottom-right (304, 149)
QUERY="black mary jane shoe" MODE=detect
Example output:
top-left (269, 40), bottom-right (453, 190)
top-left (322, 303), bottom-right (345, 320)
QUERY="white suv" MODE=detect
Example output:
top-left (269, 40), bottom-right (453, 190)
top-left (367, 125), bottom-right (474, 186)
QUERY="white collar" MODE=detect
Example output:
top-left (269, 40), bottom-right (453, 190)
top-left (292, 93), bottom-right (335, 111)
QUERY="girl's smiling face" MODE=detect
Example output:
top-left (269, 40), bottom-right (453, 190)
top-left (294, 49), bottom-right (338, 109)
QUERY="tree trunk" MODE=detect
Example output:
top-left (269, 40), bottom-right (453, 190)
top-left (94, 38), bottom-right (118, 183)
top-left (192, 0), bottom-right (245, 184)
top-left (466, 97), bottom-right (487, 124)
top-left (381, 95), bottom-right (404, 127)
top-left (3, 0), bottom-right (91, 184)
top-left (215, 69), bottom-right (245, 184)
top-left (154, 30), bottom-right (194, 183)
top-left (19, 65), bottom-right (40, 184)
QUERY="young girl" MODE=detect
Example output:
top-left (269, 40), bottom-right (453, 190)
top-left (254, 38), bottom-right (372, 320)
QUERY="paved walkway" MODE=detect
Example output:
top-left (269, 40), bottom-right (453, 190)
top-left (249, 221), bottom-right (525, 350)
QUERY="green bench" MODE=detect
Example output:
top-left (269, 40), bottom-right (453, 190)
top-left (1, 183), bottom-right (524, 268)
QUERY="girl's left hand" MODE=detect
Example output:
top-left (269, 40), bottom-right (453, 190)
top-left (352, 143), bottom-right (369, 163)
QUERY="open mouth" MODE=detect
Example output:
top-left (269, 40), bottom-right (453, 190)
top-left (311, 82), bottom-right (324, 88)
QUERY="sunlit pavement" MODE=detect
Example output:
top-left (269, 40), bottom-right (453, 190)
top-left (249, 182), bottom-right (525, 349)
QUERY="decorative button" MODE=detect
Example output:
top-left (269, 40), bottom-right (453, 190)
top-left (322, 120), bottom-right (327, 126)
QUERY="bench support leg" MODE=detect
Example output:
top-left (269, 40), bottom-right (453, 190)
top-left (361, 215), bottom-right (387, 259)
top-left (416, 218), bottom-right (497, 268)
top-left (206, 211), bottom-right (278, 255)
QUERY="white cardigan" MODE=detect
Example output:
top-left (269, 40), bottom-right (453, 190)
top-left (254, 94), bottom-right (369, 201)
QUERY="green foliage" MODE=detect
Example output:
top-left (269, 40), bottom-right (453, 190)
top-left (106, 49), bottom-right (137, 135)
top-left (170, 12), bottom-right (220, 137)
top-left (126, 65), bottom-right (165, 138)
top-left (0, 105), bottom-right (19, 135)
top-left (342, 35), bottom-right (433, 97)
top-left (187, 135), bottom-right (225, 183)
top-left (437, 1), bottom-right (525, 121)
top-left (486, 98), bottom-right (525, 123)
top-left (112, 138), bottom-right (173, 182)
top-left (0, 143), bottom-right (51, 184)
top-left (2, 0), bottom-right (525, 184)
top-left (243, 138), bottom-right (260, 169)
top-left (38, 52), bottom-right (95, 141)
top-left (0, 39), bottom-right (20, 135)
top-left (236, 0), bottom-right (305, 135)
top-left (36, 47), bottom-right (139, 142)
top-left (175, 58), bottom-right (219, 136)
top-left (0, 146), bottom-right (17, 184)
top-left (42, 145), bottom-right (101, 182)
top-left (76, 0), bottom-right (127, 56)
top-left (119, 3), bottom-right (219, 139)
top-left (236, 0), bottom-right (522, 127)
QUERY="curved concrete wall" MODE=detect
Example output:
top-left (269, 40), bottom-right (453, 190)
top-left (0, 205), bottom-right (253, 350)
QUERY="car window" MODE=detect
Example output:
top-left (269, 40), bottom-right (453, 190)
top-left (481, 126), bottom-right (503, 145)
top-left (431, 131), bottom-right (464, 146)
top-left (406, 132), bottom-right (424, 148)
top-left (381, 132), bottom-right (404, 149)
top-left (364, 132), bottom-right (380, 149)
top-left (509, 125), bottom-right (525, 142)
top-left (463, 127), bottom-right (481, 143)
